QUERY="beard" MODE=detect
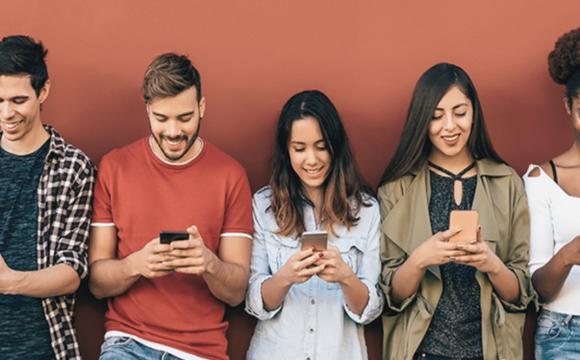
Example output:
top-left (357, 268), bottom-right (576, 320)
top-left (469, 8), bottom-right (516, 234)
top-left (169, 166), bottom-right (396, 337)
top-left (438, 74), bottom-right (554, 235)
top-left (151, 120), bottom-right (202, 162)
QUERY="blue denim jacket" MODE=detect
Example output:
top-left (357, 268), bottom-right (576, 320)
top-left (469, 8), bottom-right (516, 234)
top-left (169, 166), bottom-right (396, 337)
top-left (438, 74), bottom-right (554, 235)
top-left (245, 186), bottom-right (384, 360)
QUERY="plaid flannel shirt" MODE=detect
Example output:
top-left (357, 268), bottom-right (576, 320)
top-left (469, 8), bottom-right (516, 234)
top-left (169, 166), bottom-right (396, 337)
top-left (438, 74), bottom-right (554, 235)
top-left (1, 125), bottom-right (95, 360)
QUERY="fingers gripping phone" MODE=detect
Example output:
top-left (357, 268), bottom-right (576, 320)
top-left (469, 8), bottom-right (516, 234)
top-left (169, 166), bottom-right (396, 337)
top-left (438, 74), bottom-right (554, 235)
top-left (300, 231), bottom-right (328, 251)
top-left (160, 231), bottom-right (189, 244)
top-left (449, 210), bottom-right (478, 244)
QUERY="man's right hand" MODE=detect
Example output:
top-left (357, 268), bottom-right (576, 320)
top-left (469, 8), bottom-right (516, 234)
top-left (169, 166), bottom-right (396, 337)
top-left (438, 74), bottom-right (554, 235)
top-left (128, 238), bottom-right (174, 278)
top-left (275, 248), bottom-right (325, 286)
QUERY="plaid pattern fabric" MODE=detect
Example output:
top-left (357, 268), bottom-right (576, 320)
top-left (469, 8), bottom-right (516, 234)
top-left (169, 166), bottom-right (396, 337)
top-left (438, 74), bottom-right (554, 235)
top-left (34, 125), bottom-right (95, 359)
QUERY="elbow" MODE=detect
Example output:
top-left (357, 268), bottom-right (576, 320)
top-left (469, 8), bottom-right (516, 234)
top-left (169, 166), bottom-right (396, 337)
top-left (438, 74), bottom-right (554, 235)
top-left (88, 281), bottom-right (108, 300)
top-left (63, 275), bottom-right (81, 295)
top-left (226, 291), bottom-right (246, 307)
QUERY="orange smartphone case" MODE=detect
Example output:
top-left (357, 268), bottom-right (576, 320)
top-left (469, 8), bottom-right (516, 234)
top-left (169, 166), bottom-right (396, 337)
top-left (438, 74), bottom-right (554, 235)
top-left (449, 210), bottom-right (478, 243)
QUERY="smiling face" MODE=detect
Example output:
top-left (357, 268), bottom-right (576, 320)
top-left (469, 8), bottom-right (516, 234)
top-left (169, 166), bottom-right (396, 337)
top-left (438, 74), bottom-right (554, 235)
top-left (428, 85), bottom-right (473, 163)
top-left (147, 86), bottom-right (206, 163)
top-left (288, 116), bottom-right (331, 201)
top-left (0, 75), bottom-right (49, 150)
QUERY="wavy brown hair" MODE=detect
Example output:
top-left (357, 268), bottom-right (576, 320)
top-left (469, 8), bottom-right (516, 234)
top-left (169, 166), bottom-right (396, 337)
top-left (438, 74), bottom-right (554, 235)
top-left (269, 90), bottom-right (371, 237)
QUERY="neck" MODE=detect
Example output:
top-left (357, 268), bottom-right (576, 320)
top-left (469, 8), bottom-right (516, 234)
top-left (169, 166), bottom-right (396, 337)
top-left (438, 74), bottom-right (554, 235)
top-left (428, 148), bottom-right (474, 173)
top-left (1, 122), bottom-right (49, 155)
top-left (569, 138), bottom-right (580, 160)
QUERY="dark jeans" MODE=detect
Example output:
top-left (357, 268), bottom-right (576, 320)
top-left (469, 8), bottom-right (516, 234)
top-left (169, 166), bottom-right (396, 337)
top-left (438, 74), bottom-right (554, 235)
top-left (413, 353), bottom-right (483, 360)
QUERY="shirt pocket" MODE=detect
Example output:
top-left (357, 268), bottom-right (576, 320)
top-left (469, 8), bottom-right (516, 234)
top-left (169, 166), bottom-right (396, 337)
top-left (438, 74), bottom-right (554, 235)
top-left (265, 232), bottom-right (300, 274)
top-left (327, 236), bottom-right (365, 290)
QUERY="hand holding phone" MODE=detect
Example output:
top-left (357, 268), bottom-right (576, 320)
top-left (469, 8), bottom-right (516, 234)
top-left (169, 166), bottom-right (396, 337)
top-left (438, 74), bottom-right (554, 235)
top-left (449, 210), bottom-right (478, 244)
top-left (159, 231), bottom-right (189, 244)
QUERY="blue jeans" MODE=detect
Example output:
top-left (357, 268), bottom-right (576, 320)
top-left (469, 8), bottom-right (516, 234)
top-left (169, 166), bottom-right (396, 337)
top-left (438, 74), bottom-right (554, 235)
top-left (535, 309), bottom-right (580, 360)
top-left (99, 336), bottom-right (184, 360)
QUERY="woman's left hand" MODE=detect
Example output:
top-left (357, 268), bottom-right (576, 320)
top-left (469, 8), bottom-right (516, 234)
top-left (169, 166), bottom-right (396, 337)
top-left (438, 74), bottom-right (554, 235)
top-left (315, 246), bottom-right (356, 284)
top-left (451, 227), bottom-right (503, 274)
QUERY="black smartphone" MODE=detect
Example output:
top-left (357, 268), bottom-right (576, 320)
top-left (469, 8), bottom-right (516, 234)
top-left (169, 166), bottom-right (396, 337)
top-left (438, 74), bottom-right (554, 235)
top-left (160, 231), bottom-right (189, 244)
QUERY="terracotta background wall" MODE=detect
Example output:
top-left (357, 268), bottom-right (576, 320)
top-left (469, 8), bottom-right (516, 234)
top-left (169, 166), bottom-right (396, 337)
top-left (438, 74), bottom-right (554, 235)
top-left (2, 1), bottom-right (579, 359)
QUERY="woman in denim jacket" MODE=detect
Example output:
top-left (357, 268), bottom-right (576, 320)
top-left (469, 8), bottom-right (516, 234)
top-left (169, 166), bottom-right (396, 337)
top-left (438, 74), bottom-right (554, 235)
top-left (245, 90), bottom-right (384, 360)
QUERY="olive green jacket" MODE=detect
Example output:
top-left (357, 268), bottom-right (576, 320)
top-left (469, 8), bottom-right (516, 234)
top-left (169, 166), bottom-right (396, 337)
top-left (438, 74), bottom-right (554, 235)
top-left (378, 159), bottom-right (534, 360)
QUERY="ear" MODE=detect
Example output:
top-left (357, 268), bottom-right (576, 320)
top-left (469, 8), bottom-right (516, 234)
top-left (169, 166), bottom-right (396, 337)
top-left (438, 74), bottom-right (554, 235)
top-left (198, 96), bottom-right (206, 119)
top-left (564, 97), bottom-right (571, 115)
top-left (38, 80), bottom-right (51, 104)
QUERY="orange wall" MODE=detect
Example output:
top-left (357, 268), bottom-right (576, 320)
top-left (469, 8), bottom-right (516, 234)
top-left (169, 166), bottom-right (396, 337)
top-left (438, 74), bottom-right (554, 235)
top-left (2, 2), bottom-right (578, 359)
top-left (2, 1), bottom-right (579, 188)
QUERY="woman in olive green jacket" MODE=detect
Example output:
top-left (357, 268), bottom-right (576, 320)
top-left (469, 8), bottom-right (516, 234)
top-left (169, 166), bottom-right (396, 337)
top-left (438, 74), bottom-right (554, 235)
top-left (378, 63), bottom-right (534, 360)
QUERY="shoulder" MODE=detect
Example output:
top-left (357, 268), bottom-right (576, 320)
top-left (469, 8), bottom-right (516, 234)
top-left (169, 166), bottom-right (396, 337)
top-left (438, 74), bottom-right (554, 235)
top-left (253, 185), bottom-right (272, 208)
top-left (98, 138), bottom-right (145, 170)
top-left (377, 173), bottom-right (415, 205)
top-left (203, 141), bottom-right (247, 177)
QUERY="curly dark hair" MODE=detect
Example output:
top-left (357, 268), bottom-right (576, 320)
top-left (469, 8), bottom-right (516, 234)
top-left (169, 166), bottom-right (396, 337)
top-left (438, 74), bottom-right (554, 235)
top-left (548, 28), bottom-right (580, 102)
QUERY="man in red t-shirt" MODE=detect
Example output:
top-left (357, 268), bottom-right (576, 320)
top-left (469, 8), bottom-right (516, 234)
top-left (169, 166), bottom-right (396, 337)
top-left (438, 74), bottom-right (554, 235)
top-left (89, 53), bottom-right (253, 360)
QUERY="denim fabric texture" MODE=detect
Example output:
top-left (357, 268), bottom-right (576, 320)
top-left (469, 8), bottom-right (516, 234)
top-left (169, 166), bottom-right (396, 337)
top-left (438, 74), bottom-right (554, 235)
top-left (535, 308), bottom-right (580, 360)
top-left (99, 336), bottom-right (184, 360)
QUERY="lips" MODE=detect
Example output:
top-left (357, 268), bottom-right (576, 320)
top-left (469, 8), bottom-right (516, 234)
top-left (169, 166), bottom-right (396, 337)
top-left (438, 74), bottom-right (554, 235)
top-left (441, 134), bottom-right (460, 145)
top-left (1, 120), bottom-right (23, 132)
top-left (303, 167), bottom-right (324, 177)
top-left (162, 136), bottom-right (187, 150)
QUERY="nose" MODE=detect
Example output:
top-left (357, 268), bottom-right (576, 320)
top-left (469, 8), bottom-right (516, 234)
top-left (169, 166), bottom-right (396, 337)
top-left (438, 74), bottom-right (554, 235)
top-left (0, 101), bottom-right (15, 120)
top-left (304, 148), bottom-right (318, 166)
top-left (442, 111), bottom-right (457, 131)
top-left (165, 120), bottom-right (182, 138)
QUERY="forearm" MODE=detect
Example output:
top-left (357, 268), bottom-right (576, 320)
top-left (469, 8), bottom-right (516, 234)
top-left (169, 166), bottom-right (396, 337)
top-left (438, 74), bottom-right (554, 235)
top-left (203, 252), bottom-right (250, 306)
top-left (1, 264), bottom-right (80, 297)
top-left (89, 255), bottom-right (140, 299)
top-left (341, 273), bottom-right (369, 315)
top-left (488, 262), bottom-right (520, 303)
top-left (260, 272), bottom-right (293, 311)
top-left (531, 251), bottom-right (572, 303)
top-left (390, 254), bottom-right (426, 304)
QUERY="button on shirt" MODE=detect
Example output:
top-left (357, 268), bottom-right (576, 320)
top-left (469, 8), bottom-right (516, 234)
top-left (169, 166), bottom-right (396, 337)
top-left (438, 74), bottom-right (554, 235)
top-left (245, 186), bottom-right (384, 360)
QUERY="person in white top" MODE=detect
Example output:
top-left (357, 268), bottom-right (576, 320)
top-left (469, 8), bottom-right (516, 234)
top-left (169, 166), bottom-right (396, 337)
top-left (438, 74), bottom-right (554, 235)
top-left (523, 27), bottom-right (580, 360)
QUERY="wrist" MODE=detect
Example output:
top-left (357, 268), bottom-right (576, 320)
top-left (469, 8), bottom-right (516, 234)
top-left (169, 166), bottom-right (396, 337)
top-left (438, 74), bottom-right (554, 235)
top-left (409, 251), bottom-right (427, 270)
top-left (487, 254), bottom-right (504, 276)
top-left (556, 247), bottom-right (573, 268)
top-left (339, 270), bottom-right (358, 287)
top-left (203, 250), bottom-right (220, 275)
top-left (0, 270), bottom-right (23, 295)
top-left (124, 252), bottom-right (143, 277)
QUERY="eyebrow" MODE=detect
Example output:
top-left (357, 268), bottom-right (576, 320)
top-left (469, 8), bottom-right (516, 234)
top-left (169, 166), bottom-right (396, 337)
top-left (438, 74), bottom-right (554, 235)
top-left (289, 139), bottom-right (325, 145)
top-left (152, 110), bottom-right (195, 118)
top-left (435, 103), bottom-right (468, 111)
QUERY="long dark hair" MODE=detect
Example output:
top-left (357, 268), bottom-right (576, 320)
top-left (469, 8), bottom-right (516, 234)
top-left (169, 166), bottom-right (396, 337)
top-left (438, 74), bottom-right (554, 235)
top-left (379, 63), bottom-right (504, 186)
top-left (270, 90), bottom-right (371, 236)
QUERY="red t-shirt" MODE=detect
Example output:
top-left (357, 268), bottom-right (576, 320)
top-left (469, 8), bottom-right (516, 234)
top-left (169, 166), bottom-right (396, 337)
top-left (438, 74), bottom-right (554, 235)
top-left (92, 137), bottom-right (253, 360)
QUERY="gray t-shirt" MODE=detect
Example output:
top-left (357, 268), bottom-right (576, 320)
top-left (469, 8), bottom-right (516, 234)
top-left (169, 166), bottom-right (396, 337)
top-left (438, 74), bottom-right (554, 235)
top-left (0, 140), bottom-right (54, 359)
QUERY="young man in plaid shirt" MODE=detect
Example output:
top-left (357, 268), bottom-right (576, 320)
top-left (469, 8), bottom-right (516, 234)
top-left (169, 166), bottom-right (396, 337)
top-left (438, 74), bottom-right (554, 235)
top-left (0, 35), bottom-right (95, 360)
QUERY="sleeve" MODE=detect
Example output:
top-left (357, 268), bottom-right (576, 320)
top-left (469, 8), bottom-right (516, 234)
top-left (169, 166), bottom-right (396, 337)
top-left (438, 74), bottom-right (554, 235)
top-left (377, 182), bottom-right (416, 314)
top-left (523, 168), bottom-right (555, 275)
top-left (91, 155), bottom-right (114, 225)
top-left (55, 157), bottom-right (96, 280)
top-left (343, 201), bottom-right (385, 324)
top-left (245, 194), bottom-right (282, 320)
top-left (221, 168), bottom-right (253, 237)
top-left (500, 174), bottom-right (535, 312)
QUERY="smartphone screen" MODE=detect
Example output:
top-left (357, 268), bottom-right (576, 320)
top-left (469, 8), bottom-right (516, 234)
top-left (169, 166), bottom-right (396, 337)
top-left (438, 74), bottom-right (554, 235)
top-left (160, 231), bottom-right (189, 244)
top-left (449, 210), bottom-right (479, 243)
top-left (300, 231), bottom-right (328, 251)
